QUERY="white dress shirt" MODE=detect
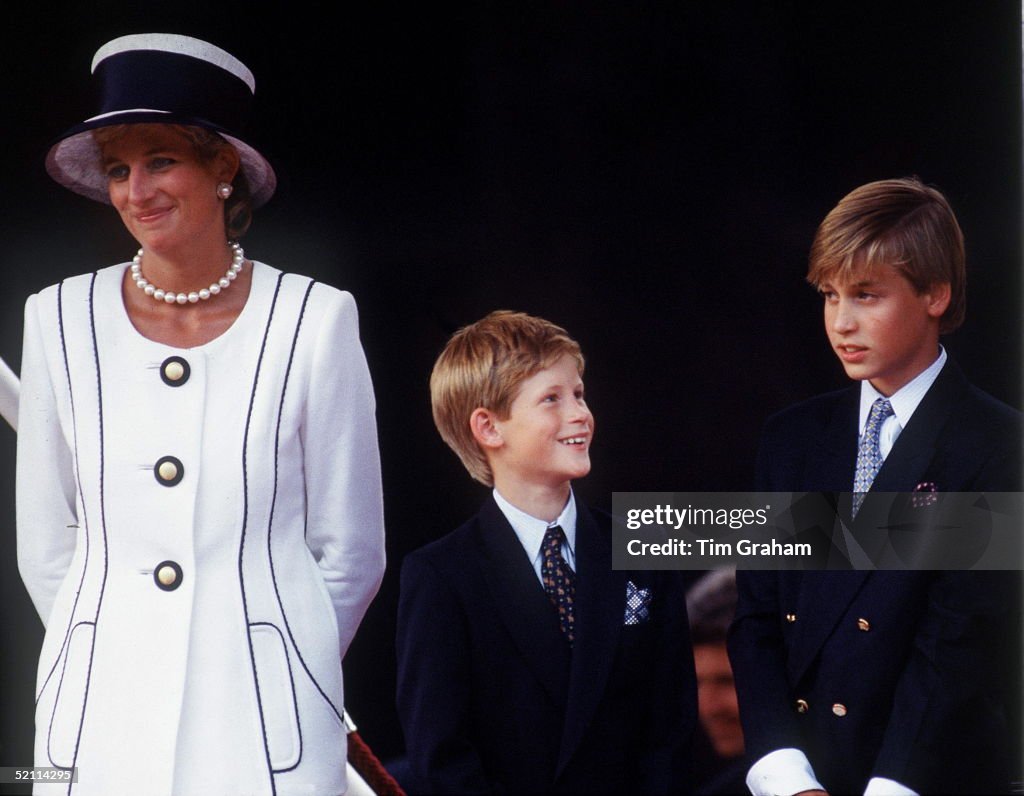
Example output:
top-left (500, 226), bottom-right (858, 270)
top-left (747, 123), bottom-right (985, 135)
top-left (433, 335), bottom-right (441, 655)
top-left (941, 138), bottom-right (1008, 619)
top-left (492, 488), bottom-right (577, 582)
top-left (857, 346), bottom-right (947, 458)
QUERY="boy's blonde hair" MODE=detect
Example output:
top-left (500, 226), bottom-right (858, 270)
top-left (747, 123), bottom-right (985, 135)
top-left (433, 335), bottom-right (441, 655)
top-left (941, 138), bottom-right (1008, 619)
top-left (430, 310), bottom-right (584, 486)
top-left (807, 176), bottom-right (966, 333)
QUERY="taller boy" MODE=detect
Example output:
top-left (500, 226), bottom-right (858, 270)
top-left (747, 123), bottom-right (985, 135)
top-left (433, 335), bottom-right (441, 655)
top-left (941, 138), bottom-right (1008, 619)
top-left (397, 311), bottom-right (695, 794)
top-left (729, 178), bottom-right (1021, 794)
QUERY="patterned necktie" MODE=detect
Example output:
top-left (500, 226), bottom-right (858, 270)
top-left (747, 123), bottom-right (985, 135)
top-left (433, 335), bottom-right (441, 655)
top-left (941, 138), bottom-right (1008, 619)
top-left (541, 525), bottom-right (576, 645)
top-left (852, 397), bottom-right (894, 516)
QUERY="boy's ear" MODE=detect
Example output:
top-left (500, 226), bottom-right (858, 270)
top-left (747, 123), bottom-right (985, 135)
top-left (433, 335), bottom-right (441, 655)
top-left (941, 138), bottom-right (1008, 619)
top-left (470, 408), bottom-right (504, 450)
top-left (925, 282), bottom-right (952, 319)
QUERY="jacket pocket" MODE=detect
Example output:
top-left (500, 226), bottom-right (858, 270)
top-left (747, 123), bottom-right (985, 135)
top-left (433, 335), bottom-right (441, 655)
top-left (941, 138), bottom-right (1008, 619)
top-left (48, 622), bottom-right (94, 768)
top-left (249, 623), bottom-right (301, 771)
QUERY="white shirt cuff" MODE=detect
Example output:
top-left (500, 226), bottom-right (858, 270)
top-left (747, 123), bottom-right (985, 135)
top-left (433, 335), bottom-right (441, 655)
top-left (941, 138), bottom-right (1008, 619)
top-left (746, 748), bottom-right (824, 796)
top-left (864, 777), bottom-right (918, 796)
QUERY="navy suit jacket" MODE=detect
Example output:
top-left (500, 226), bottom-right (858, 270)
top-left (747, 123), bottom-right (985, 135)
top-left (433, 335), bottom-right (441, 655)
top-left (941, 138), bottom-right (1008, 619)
top-left (396, 497), bottom-right (696, 794)
top-left (728, 359), bottom-right (1022, 794)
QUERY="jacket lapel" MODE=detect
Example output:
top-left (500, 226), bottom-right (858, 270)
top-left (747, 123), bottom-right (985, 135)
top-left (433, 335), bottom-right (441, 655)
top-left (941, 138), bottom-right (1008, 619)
top-left (788, 570), bottom-right (871, 684)
top-left (788, 389), bottom-right (869, 678)
top-left (805, 386), bottom-right (859, 493)
top-left (476, 496), bottom-right (572, 711)
top-left (801, 389), bottom-right (860, 560)
top-left (557, 505), bottom-right (624, 773)
top-left (870, 359), bottom-right (966, 493)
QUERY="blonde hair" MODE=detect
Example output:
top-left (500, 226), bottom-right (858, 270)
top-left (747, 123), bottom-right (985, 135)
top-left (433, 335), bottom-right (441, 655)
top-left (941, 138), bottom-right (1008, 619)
top-left (430, 310), bottom-right (584, 486)
top-left (807, 176), bottom-right (966, 333)
top-left (93, 123), bottom-right (253, 240)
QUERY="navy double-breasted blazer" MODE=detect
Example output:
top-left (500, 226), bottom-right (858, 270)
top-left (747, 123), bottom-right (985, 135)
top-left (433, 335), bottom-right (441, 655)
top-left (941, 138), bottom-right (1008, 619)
top-left (396, 497), bottom-right (696, 794)
top-left (728, 359), bottom-right (1022, 794)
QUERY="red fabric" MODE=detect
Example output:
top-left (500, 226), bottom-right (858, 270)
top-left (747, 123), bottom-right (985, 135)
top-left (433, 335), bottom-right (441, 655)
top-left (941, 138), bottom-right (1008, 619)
top-left (348, 731), bottom-right (406, 796)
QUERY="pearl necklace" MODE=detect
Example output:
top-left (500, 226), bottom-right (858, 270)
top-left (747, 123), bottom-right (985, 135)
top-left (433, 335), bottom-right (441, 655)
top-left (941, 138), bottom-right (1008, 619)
top-left (130, 242), bottom-right (245, 305)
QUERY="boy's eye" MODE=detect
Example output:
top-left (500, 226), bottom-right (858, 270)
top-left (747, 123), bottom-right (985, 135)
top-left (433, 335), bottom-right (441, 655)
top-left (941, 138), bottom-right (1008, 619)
top-left (819, 289), bottom-right (836, 301)
top-left (543, 393), bottom-right (559, 403)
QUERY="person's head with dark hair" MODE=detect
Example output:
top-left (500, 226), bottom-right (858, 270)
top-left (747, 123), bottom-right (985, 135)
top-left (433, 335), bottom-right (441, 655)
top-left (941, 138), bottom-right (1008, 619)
top-left (687, 568), bottom-right (744, 761)
top-left (688, 567), bottom-right (739, 645)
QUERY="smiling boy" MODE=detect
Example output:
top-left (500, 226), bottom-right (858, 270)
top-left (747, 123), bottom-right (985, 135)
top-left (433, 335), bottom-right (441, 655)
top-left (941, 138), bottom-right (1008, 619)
top-left (728, 178), bottom-right (1022, 795)
top-left (396, 310), bottom-right (695, 794)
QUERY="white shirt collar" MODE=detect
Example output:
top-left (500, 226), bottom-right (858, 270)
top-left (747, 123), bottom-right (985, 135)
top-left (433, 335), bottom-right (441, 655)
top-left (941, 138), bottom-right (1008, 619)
top-left (858, 345), bottom-right (947, 434)
top-left (492, 488), bottom-right (577, 564)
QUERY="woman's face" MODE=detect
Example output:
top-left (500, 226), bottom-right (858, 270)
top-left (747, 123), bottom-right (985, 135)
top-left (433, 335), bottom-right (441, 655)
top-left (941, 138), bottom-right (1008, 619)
top-left (101, 125), bottom-right (235, 257)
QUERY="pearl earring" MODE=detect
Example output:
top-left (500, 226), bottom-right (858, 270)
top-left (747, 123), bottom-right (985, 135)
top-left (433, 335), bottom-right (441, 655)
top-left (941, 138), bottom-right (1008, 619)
top-left (217, 182), bottom-right (233, 199)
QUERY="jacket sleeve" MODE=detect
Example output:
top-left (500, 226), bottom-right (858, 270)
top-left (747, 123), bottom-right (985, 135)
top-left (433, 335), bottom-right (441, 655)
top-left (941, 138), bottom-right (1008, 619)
top-left (17, 293), bottom-right (78, 627)
top-left (396, 552), bottom-right (492, 794)
top-left (728, 418), bottom-right (809, 763)
top-left (870, 402), bottom-right (1022, 789)
top-left (728, 571), bottom-right (806, 761)
top-left (300, 287), bottom-right (386, 659)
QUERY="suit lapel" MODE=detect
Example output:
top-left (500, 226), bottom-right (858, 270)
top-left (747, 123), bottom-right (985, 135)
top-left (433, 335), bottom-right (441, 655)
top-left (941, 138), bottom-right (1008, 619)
top-left (806, 386), bottom-right (859, 492)
top-left (557, 505), bottom-right (624, 774)
top-left (789, 570), bottom-right (870, 683)
top-left (476, 497), bottom-right (572, 711)
top-left (870, 359), bottom-right (966, 493)
top-left (789, 389), bottom-right (870, 679)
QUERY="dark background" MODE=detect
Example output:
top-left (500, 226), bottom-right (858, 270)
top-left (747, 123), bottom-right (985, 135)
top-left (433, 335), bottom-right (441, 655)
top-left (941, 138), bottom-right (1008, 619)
top-left (1, 0), bottom-right (1020, 782)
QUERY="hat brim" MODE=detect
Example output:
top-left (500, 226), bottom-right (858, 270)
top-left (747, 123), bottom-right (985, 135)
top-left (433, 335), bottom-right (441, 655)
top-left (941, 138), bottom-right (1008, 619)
top-left (45, 111), bottom-right (277, 208)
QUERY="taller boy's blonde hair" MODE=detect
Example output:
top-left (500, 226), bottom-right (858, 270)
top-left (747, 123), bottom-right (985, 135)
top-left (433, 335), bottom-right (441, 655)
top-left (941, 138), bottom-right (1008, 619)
top-left (430, 310), bottom-right (584, 486)
top-left (807, 176), bottom-right (966, 333)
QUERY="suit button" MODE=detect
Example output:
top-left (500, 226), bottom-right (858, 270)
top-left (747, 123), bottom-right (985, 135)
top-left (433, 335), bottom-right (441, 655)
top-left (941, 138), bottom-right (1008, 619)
top-left (154, 561), bottom-right (183, 591)
top-left (795, 698), bottom-right (809, 713)
top-left (154, 456), bottom-right (184, 486)
top-left (832, 703), bottom-right (848, 717)
top-left (160, 356), bottom-right (191, 386)
top-left (785, 613), bottom-right (797, 623)
top-left (857, 617), bottom-right (871, 632)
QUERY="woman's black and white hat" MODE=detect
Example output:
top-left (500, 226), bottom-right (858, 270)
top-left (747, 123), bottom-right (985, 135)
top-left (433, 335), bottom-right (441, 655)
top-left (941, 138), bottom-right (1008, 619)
top-left (46, 33), bottom-right (276, 207)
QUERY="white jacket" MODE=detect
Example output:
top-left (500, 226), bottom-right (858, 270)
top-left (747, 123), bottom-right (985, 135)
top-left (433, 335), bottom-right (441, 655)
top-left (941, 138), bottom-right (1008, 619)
top-left (17, 261), bottom-right (386, 796)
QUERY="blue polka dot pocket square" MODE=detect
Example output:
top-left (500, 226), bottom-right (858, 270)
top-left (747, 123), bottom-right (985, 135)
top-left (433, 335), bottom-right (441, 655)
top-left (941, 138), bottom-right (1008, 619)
top-left (624, 580), bottom-right (653, 625)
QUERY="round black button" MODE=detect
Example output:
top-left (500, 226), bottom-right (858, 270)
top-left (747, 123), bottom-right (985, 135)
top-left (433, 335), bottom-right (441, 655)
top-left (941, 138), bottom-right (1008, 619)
top-left (154, 456), bottom-right (184, 487)
top-left (160, 356), bottom-right (191, 387)
top-left (154, 560), bottom-right (183, 591)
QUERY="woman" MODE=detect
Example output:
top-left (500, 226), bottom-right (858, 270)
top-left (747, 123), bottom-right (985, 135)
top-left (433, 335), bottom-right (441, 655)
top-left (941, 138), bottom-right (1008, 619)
top-left (17, 34), bottom-right (385, 796)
